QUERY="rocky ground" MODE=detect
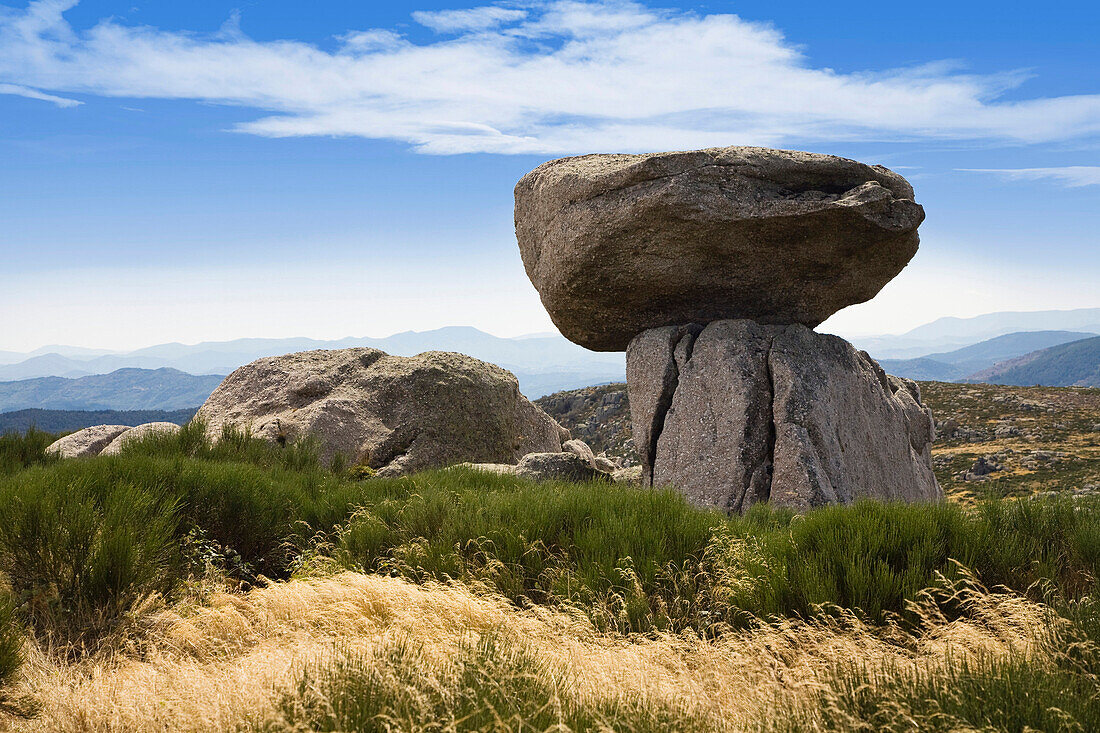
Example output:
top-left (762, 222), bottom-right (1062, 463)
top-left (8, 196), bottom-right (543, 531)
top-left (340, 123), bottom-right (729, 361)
top-left (535, 384), bottom-right (636, 465)
top-left (923, 381), bottom-right (1100, 503)
top-left (539, 381), bottom-right (1100, 502)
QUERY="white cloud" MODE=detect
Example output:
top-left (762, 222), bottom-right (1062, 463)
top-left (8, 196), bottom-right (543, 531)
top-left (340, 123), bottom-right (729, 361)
top-left (411, 6), bottom-right (527, 33)
top-left (959, 167), bottom-right (1100, 187)
top-left (0, 82), bottom-right (80, 106)
top-left (1, 0), bottom-right (1100, 154)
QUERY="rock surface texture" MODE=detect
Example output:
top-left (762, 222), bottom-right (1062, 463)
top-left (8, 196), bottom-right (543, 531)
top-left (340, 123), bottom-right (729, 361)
top-left (627, 320), bottom-right (941, 511)
top-left (46, 424), bottom-right (132, 459)
top-left (195, 348), bottom-right (565, 476)
top-left (516, 146), bottom-right (924, 351)
top-left (515, 452), bottom-right (605, 483)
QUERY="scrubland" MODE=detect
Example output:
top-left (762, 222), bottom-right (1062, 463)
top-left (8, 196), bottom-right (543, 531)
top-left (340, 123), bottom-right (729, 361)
top-left (1, 424), bottom-right (1099, 731)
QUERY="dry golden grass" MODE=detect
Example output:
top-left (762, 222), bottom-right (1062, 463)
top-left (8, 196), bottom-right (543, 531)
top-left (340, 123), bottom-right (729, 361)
top-left (5, 570), bottom-right (1052, 733)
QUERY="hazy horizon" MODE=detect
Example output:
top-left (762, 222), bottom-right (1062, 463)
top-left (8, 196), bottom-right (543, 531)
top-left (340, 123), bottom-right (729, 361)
top-left (4, 307), bottom-right (1100, 358)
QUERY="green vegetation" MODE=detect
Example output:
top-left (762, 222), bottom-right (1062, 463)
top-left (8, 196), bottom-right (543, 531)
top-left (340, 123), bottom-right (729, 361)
top-left (0, 427), bottom-right (58, 476)
top-left (0, 590), bottom-right (21, 691)
top-left (2, 425), bottom-right (1100, 729)
top-left (334, 467), bottom-right (719, 631)
top-left (716, 498), bottom-right (1100, 624)
top-left (5, 424), bottom-right (1100, 638)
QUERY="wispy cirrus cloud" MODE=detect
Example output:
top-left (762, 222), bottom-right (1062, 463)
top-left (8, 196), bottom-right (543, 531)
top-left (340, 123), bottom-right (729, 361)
top-left (959, 167), bottom-right (1100, 187)
top-left (1, 0), bottom-right (1100, 154)
top-left (0, 82), bottom-right (79, 107)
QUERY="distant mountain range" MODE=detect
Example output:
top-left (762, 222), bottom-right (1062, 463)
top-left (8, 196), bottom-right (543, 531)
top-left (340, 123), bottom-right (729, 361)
top-left (849, 307), bottom-right (1100, 359)
top-left (877, 331), bottom-right (1098, 382)
top-left (0, 311), bottom-right (1096, 416)
top-left (0, 369), bottom-right (224, 413)
top-left (968, 336), bottom-right (1100, 388)
top-left (0, 327), bottom-right (626, 399)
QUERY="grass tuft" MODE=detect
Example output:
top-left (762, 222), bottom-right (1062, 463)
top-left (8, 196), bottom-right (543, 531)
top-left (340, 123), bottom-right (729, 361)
top-left (0, 429), bottom-right (59, 477)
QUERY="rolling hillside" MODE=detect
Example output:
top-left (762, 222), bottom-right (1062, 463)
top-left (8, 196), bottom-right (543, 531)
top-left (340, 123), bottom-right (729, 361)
top-left (969, 336), bottom-right (1100, 387)
top-left (878, 330), bottom-right (1097, 382)
top-left (0, 368), bottom-right (224, 412)
top-left (850, 307), bottom-right (1100, 358)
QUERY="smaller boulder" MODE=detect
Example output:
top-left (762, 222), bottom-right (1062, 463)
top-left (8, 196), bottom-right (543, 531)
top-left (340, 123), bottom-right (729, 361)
top-left (196, 348), bottom-right (564, 474)
top-left (515, 452), bottom-right (604, 482)
top-left (100, 422), bottom-right (182, 456)
top-left (593, 455), bottom-right (619, 473)
top-left (562, 438), bottom-right (597, 468)
top-left (46, 425), bottom-right (131, 459)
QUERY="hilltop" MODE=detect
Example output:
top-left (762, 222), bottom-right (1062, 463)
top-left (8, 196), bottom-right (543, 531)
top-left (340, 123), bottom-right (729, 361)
top-left (0, 369), bottom-right (222, 413)
top-left (878, 330), bottom-right (1098, 381)
top-left (969, 335), bottom-right (1100, 388)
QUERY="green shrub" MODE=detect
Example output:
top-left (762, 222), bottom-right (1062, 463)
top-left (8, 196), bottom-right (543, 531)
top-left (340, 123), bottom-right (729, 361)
top-left (707, 498), bottom-right (1100, 625)
top-left (335, 466), bottom-right (722, 631)
top-left (115, 420), bottom-right (330, 474)
top-left (711, 501), bottom-right (978, 624)
top-left (0, 428), bottom-right (59, 476)
top-left (795, 654), bottom-right (1100, 733)
top-left (2, 455), bottom-right (370, 580)
top-left (973, 495), bottom-right (1100, 596)
top-left (0, 589), bottom-right (22, 690)
top-left (8, 437), bottom-right (1100, 645)
top-left (0, 468), bottom-right (180, 644)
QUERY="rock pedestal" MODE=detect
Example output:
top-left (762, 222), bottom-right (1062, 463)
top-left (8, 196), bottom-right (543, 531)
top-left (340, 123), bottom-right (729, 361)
top-left (515, 146), bottom-right (941, 510)
top-left (627, 320), bottom-right (941, 511)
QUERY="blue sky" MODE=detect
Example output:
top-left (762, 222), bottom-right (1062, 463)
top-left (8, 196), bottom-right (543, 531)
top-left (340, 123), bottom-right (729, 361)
top-left (1, 0), bottom-right (1098, 351)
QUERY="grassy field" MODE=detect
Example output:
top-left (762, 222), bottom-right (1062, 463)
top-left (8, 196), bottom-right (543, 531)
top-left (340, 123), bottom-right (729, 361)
top-left (1, 423), bottom-right (1099, 730)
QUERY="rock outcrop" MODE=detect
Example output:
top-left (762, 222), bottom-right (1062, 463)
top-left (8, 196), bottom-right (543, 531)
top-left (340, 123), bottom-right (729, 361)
top-left (516, 147), bottom-right (924, 351)
top-left (515, 452), bottom-right (604, 483)
top-left (562, 438), bottom-right (597, 468)
top-left (195, 348), bottom-right (565, 475)
top-left (460, 437), bottom-right (613, 483)
top-left (535, 385), bottom-right (635, 462)
top-left (46, 425), bottom-right (131, 459)
top-left (628, 320), bottom-right (941, 511)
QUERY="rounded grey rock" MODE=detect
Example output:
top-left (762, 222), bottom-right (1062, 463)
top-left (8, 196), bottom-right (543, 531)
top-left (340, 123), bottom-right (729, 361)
top-left (195, 348), bottom-right (564, 475)
top-left (46, 424), bottom-right (132, 459)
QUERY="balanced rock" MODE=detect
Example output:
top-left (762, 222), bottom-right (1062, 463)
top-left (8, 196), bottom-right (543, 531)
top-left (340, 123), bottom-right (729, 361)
top-left (46, 424), bottom-right (132, 459)
top-left (628, 320), bottom-right (941, 511)
top-left (100, 422), bottom-right (182, 456)
top-left (516, 147), bottom-right (923, 351)
top-left (195, 348), bottom-right (565, 475)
